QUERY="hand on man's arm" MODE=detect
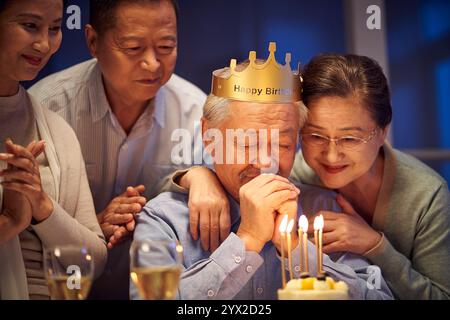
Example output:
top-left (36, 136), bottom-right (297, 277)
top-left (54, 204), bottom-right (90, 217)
top-left (178, 166), bottom-right (231, 252)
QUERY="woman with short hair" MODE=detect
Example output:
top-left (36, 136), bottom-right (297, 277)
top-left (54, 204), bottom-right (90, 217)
top-left (291, 53), bottom-right (450, 299)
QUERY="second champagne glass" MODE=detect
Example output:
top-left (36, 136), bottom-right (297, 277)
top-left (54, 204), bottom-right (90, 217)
top-left (130, 240), bottom-right (183, 300)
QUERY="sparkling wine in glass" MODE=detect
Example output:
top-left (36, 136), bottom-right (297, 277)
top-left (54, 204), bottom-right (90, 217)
top-left (43, 246), bottom-right (94, 300)
top-left (130, 240), bottom-right (183, 300)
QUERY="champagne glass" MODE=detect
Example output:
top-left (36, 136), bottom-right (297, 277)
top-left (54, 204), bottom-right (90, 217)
top-left (130, 240), bottom-right (183, 300)
top-left (43, 246), bottom-right (94, 300)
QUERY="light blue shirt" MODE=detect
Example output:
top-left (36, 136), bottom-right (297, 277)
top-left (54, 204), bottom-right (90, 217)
top-left (131, 184), bottom-right (393, 300)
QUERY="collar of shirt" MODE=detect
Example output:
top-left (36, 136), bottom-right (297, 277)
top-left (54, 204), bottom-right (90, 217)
top-left (87, 63), bottom-right (166, 131)
top-left (0, 86), bottom-right (28, 116)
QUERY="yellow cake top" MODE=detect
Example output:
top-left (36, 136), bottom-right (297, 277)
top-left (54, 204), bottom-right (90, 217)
top-left (284, 277), bottom-right (348, 291)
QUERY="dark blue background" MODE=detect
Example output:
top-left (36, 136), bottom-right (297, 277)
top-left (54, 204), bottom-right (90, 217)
top-left (25, 0), bottom-right (450, 182)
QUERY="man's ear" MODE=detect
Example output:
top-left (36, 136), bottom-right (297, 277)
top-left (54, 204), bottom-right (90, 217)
top-left (85, 24), bottom-right (99, 58)
top-left (201, 117), bottom-right (221, 161)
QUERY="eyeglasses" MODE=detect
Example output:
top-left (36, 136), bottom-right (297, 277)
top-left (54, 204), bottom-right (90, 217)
top-left (300, 129), bottom-right (378, 150)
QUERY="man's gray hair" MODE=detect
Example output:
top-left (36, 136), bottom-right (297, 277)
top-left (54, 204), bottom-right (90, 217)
top-left (203, 94), bottom-right (309, 129)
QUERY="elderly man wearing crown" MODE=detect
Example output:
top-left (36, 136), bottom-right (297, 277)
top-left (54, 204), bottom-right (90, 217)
top-left (130, 43), bottom-right (393, 300)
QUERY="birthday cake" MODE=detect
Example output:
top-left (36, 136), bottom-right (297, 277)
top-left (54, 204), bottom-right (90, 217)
top-left (277, 276), bottom-right (349, 300)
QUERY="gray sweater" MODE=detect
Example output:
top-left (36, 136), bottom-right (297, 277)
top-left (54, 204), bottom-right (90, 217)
top-left (291, 143), bottom-right (450, 299)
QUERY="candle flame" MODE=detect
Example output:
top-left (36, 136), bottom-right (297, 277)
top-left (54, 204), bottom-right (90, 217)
top-left (286, 219), bottom-right (295, 233)
top-left (314, 214), bottom-right (324, 230)
top-left (279, 214), bottom-right (288, 233)
top-left (298, 215), bottom-right (308, 233)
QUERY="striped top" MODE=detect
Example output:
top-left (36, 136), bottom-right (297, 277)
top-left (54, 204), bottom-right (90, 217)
top-left (29, 59), bottom-right (206, 213)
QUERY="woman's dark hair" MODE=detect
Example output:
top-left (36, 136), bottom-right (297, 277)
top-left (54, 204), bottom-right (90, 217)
top-left (302, 54), bottom-right (392, 128)
top-left (0, 0), bottom-right (65, 14)
top-left (89, 0), bottom-right (179, 35)
top-left (0, 0), bottom-right (9, 13)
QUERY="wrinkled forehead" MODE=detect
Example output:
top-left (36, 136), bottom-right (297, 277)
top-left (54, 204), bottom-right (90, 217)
top-left (95, 0), bottom-right (177, 38)
top-left (306, 95), bottom-right (376, 132)
top-left (114, 1), bottom-right (176, 29)
top-left (226, 101), bottom-right (299, 132)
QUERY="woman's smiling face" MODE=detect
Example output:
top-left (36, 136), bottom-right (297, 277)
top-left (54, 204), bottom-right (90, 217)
top-left (301, 95), bottom-right (387, 189)
top-left (0, 0), bottom-right (63, 86)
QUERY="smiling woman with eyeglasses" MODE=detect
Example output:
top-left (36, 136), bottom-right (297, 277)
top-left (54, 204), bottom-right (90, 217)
top-left (291, 54), bottom-right (450, 300)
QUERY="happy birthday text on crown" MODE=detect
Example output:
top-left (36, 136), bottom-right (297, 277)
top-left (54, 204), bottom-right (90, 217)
top-left (234, 85), bottom-right (293, 97)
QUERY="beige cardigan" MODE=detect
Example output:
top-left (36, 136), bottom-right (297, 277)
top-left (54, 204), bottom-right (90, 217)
top-left (0, 90), bottom-right (107, 299)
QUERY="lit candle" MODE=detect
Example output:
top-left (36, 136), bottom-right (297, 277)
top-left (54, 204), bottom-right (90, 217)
top-left (286, 219), bottom-right (295, 280)
top-left (298, 215), bottom-right (309, 274)
top-left (314, 214), bottom-right (324, 275)
top-left (278, 215), bottom-right (288, 288)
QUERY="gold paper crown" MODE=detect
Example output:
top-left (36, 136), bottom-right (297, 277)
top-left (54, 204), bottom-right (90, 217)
top-left (211, 42), bottom-right (302, 103)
